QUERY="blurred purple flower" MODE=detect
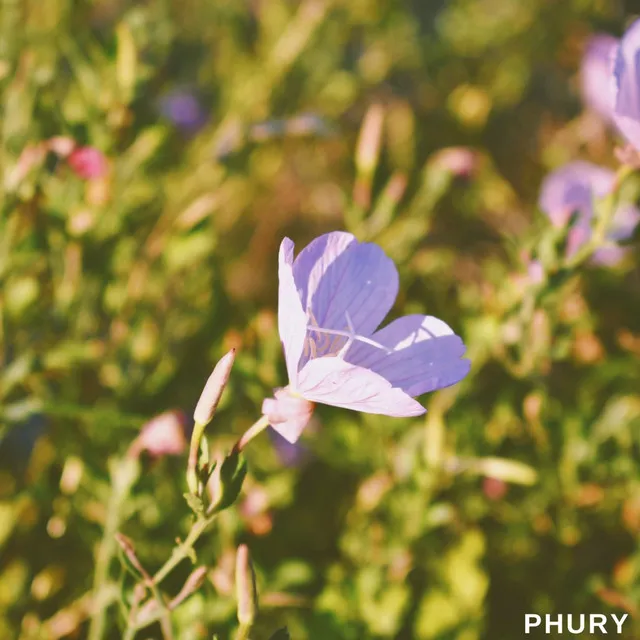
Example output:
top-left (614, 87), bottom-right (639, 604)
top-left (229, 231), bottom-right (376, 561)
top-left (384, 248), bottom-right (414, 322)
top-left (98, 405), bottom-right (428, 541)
top-left (268, 429), bottom-right (309, 466)
top-left (538, 161), bottom-right (640, 264)
top-left (613, 19), bottom-right (640, 149)
top-left (159, 90), bottom-right (207, 132)
top-left (68, 146), bottom-right (108, 180)
top-left (580, 33), bottom-right (618, 121)
top-left (262, 231), bottom-right (470, 443)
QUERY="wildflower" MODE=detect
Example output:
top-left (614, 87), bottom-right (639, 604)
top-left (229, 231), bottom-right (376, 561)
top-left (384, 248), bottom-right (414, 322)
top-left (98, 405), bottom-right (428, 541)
top-left (159, 90), bottom-right (207, 132)
top-left (483, 476), bottom-right (508, 501)
top-left (128, 410), bottom-right (187, 458)
top-left (67, 146), bottom-right (108, 180)
top-left (538, 161), bottom-right (640, 264)
top-left (580, 34), bottom-right (618, 121)
top-left (431, 146), bottom-right (478, 179)
top-left (612, 19), bottom-right (640, 150)
top-left (268, 426), bottom-right (312, 467)
top-left (262, 232), bottom-right (470, 443)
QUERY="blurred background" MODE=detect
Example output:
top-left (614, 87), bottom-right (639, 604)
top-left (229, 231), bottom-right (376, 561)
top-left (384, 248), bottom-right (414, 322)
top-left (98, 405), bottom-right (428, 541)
top-left (1, 0), bottom-right (640, 638)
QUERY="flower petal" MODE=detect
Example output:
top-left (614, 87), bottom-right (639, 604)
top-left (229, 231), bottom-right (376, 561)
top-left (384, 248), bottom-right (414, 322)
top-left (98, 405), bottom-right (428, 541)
top-left (346, 315), bottom-right (470, 397)
top-left (613, 20), bottom-right (640, 149)
top-left (609, 203), bottom-right (640, 241)
top-left (278, 238), bottom-right (309, 384)
top-left (262, 389), bottom-right (314, 444)
top-left (580, 34), bottom-right (618, 121)
top-left (538, 161), bottom-right (614, 228)
top-left (297, 356), bottom-right (425, 416)
top-left (292, 231), bottom-right (399, 336)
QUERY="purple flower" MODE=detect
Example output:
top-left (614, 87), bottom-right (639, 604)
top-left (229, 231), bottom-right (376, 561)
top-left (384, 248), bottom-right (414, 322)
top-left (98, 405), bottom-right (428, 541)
top-left (262, 232), bottom-right (470, 443)
top-left (159, 90), bottom-right (207, 132)
top-left (580, 33), bottom-right (618, 121)
top-left (268, 427), bottom-right (311, 467)
top-left (613, 19), bottom-right (640, 149)
top-left (538, 161), bottom-right (640, 263)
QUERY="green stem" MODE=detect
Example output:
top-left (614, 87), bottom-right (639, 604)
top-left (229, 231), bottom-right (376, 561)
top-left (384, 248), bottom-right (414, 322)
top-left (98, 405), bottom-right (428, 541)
top-left (237, 415), bottom-right (270, 451)
top-left (125, 515), bottom-right (215, 635)
top-left (153, 516), bottom-right (209, 585)
top-left (235, 624), bottom-right (252, 640)
top-left (87, 458), bottom-right (140, 640)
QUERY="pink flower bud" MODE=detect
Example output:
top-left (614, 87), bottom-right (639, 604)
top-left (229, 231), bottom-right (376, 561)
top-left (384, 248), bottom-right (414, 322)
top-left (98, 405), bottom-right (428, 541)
top-left (193, 349), bottom-right (236, 426)
top-left (483, 476), bottom-right (508, 501)
top-left (432, 146), bottom-right (478, 178)
top-left (235, 544), bottom-right (259, 626)
top-left (67, 146), bottom-right (108, 180)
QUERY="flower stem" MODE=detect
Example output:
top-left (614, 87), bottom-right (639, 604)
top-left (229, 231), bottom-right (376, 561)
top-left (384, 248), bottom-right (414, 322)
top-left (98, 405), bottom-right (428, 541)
top-left (87, 458), bottom-right (140, 640)
top-left (237, 415), bottom-right (270, 451)
top-left (235, 624), bottom-right (253, 640)
top-left (152, 516), bottom-right (210, 586)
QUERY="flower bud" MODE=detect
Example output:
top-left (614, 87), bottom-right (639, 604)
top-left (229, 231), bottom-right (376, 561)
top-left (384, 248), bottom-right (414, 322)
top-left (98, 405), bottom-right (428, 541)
top-left (193, 349), bottom-right (236, 426)
top-left (235, 544), bottom-right (258, 626)
top-left (169, 566), bottom-right (208, 609)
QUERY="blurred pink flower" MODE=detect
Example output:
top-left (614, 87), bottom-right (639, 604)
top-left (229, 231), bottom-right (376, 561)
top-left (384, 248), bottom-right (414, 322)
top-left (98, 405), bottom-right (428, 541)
top-left (262, 232), bottom-right (470, 443)
top-left (129, 410), bottom-right (188, 458)
top-left (538, 161), bottom-right (640, 264)
top-left (613, 19), bottom-right (640, 150)
top-left (431, 146), bottom-right (478, 178)
top-left (527, 260), bottom-right (545, 284)
top-left (67, 146), bottom-right (108, 180)
top-left (483, 476), bottom-right (508, 501)
top-left (580, 33), bottom-right (618, 121)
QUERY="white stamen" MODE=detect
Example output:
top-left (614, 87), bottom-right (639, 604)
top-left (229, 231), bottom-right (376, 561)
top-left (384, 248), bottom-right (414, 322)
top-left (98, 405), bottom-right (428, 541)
top-left (305, 309), bottom-right (392, 358)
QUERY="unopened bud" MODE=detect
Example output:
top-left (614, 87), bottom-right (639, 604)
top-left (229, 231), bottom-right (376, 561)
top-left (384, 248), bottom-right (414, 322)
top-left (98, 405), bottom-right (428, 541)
top-left (115, 533), bottom-right (150, 583)
top-left (235, 544), bottom-right (258, 626)
top-left (355, 104), bottom-right (384, 177)
top-left (193, 349), bottom-right (236, 426)
top-left (169, 566), bottom-right (208, 610)
top-left (431, 146), bottom-right (477, 179)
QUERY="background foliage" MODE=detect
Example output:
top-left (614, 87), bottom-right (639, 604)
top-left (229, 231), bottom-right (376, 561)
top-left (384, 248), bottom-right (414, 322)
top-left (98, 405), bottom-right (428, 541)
top-left (1, 0), bottom-right (640, 638)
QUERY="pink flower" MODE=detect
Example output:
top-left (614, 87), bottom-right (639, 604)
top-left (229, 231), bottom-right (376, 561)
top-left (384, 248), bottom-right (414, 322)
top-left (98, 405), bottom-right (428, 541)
top-left (483, 476), bottom-right (508, 501)
top-left (67, 146), bottom-right (108, 180)
top-left (262, 232), bottom-right (470, 443)
top-left (128, 410), bottom-right (188, 458)
top-left (538, 161), bottom-right (640, 264)
top-left (431, 146), bottom-right (478, 179)
top-left (580, 34), bottom-right (618, 121)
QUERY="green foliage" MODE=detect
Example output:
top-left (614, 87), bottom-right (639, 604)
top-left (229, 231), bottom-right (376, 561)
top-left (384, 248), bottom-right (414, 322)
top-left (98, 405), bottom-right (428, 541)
top-left (1, 0), bottom-right (639, 638)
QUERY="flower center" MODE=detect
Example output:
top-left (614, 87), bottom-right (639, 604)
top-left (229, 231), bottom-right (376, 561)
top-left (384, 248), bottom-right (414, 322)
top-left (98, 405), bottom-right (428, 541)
top-left (302, 310), bottom-right (391, 360)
